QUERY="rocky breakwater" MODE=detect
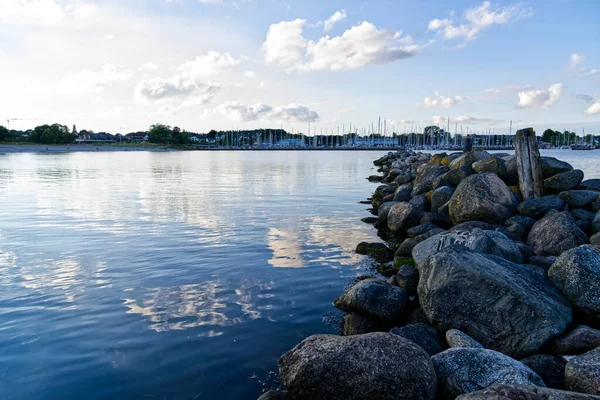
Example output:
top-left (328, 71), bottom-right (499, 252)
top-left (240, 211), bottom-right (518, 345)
top-left (260, 149), bottom-right (600, 400)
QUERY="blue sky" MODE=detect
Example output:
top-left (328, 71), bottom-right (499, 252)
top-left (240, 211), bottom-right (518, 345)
top-left (0, 0), bottom-right (599, 134)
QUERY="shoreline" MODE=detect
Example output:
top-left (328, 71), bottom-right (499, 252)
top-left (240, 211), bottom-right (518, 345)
top-left (260, 148), bottom-right (600, 399)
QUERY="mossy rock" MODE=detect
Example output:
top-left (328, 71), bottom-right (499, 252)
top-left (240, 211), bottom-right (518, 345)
top-left (361, 217), bottom-right (379, 224)
top-left (394, 256), bottom-right (416, 268)
top-left (356, 242), bottom-right (394, 263)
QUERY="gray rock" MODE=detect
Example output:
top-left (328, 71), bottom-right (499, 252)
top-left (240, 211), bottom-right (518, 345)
top-left (410, 194), bottom-right (427, 213)
top-left (449, 173), bottom-right (517, 225)
top-left (393, 171), bottom-right (416, 186)
top-left (368, 175), bottom-right (383, 182)
top-left (418, 246), bottom-right (572, 358)
top-left (393, 182), bottom-right (413, 201)
top-left (506, 215), bottom-right (537, 231)
top-left (412, 164), bottom-right (450, 196)
top-left (594, 212), bottom-right (600, 234)
top-left (473, 156), bottom-right (507, 178)
top-left (373, 184), bottom-right (397, 200)
top-left (548, 325), bottom-right (600, 356)
top-left (581, 179), bottom-right (600, 190)
top-left (257, 390), bottom-right (291, 400)
top-left (435, 165), bottom-right (475, 188)
top-left (591, 232), bottom-right (600, 247)
top-left (342, 313), bottom-right (385, 336)
top-left (456, 384), bottom-right (600, 399)
top-left (529, 255), bottom-right (556, 269)
top-left (396, 238), bottom-right (417, 257)
top-left (391, 323), bottom-right (446, 356)
top-left (333, 279), bottom-right (408, 323)
top-left (541, 156), bottom-right (574, 178)
top-left (565, 347), bottom-right (600, 395)
top-left (416, 228), bottom-right (446, 242)
top-left (516, 242), bottom-right (534, 263)
top-left (395, 263), bottom-right (419, 295)
top-left (503, 155), bottom-right (520, 186)
top-left (548, 245), bottom-right (600, 322)
top-left (518, 195), bottom-right (566, 219)
top-left (412, 229), bottom-right (522, 267)
top-left (560, 191), bottom-right (600, 209)
top-left (527, 211), bottom-right (588, 256)
top-left (545, 170), bottom-right (585, 193)
top-left (571, 208), bottom-right (597, 222)
top-left (446, 329), bottom-right (485, 349)
top-left (377, 201), bottom-right (399, 226)
top-left (431, 186), bottom-right (455, 212)
top-left (355, 242), bottom-right (394, 263)
top-left (387, 202), bottom-right (424, 232)
top-left (432, 348), bottom-right (545, 399)
top-left (449, 150), bottom-right (491, 169)
top-left (421, 212), bottom-right (453, 229)
top-left (278, 332), bottom-right (437, 400)
top-left (521, 354), bottom-right (567, 389)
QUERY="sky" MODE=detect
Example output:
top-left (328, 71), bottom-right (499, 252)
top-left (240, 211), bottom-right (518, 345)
top-left (0, 0), bottom-right (599, 134)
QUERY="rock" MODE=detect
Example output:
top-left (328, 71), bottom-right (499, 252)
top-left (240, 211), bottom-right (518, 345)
top-left (333, 279), bottom-right (408, 323)
top-left (368, 175), bottom-right (383, 182)
top-left (360, 216), bottom-right (379, 224)
top-left (473, 156), bottom-right (508, 178)
top-left (548, 245), bottom-right (600, 322)
top-left (355, 242), bottom-right (394, 263)
top-left (342, 313), bottom-right (385, 336)
top-left (449, 173), bottom-right (517, 225)
top-left (503, 156), bottom-right (520, 186)
top-left (373, 184), bottom-right (397, 201)
top-left (391, 323), bottom-right (446, 356)
top-left (412, 164), bottom-right (449, 196)
top-left (418, 246), bottom-right (572, 358)
top-left (591, 232), bottom-right (600, 246)
top-left (412, 229), bottom-right (522, 266)
top-left (527, 211), bottom-right (588, 256)
top-left (393, 171), bottom-right (415, 186)
top-left (395, 263), bottom-right (419, 295)
top-left (529, 255), bottom-right (556, 269)
top-left (377, 201), bottom-right (398, 226)
top-left (278, 332), bottom-right (437, 400)
top-left (560, 191), bottom-right (600, 209)
top-left (435, 165), bottom-right (475, 188)
top-left (565, 347), bottom-right (600, 395)
top-left (257, 390), bottom-right (291, 400)
top-left (518, 195), bottom-right (566, 219)
top-left (446, 329), bottom-right (485, 349)
top-left (388, 202), bottom-right (423, 232)
top-left (432, 348), bottom-right (545, 399)
top-left (407, 223), bottom-right (438, 238)
top-left (506, 215), bottom-right (537, 231)
top-left (516, 242), bottom-right (534, 263)
top-left (408, 308), bottom-right (429, 324)
top-left (549, 326), bottom-right (600, 356)
top-left (545, 170), bottom-right (585, 193)
top-left (431, 186), bottom-right (455, 212)
top-left (581, 179), bottom-right (600, 190)
top-left (416, 228), bottom-right (446, 242)
top-left (541, 156), bottom-right (574, 178)
top-left (421, 212), bottom-right (453, 229)
top-left (456, 384), bottom-right (600, 399)
top-left (396, 238), bottom-right (418, 257)
top-left (521, 354), bottom-right (567, 389)
top-left (410, 194), bottom-right (428, 213)
top-left (594, 212), bottom-right (600, 234)
top-left (507, 223), bottom-right (527, 241)
top-left (449, 150), bottom-right (491, 169)
top-left (571, 208), bottom-right (597, 222)
top-left (393, 182), bottom-right (413, 201)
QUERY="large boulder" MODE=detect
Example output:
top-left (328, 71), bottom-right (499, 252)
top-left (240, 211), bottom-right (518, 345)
top-left (435, 165), bottom-right (475, 188)
top-left (393, 182), bottom-right (413, 201)
top-left (432, 348), bottom-right (545, 399)
top-left (520, 354), bottom-right (567, 389)
top-left (333, 279), bottom-right (407, 323)
top-left (412, 164), bottom-right (449, 196)
top-left (418, 246), bottom-right (572, 358)
top-left (456, 384), bottom-right (600, 399)
top-left (391, 323), bottom-right (446, 356)
top-left (449, 150), bottom-right (491, 169)
top-left (472, 156), bottom-right (507, 178)
top-left (387, 202), bottom-right (424, 232)
top-left (527, 211), bottom-right (588, 256)
top-left (412, 228), bottom-right (522, 266)
top-left (560, 191), bottom-right (600, 209)
top-left (518, 195), bottom-right (566, 219)
top-left (548, 325), bottom-right (600, 356)
top-left (449, 173), bottom-right (517, 225)
top-left (377, 201), bottom-right (399, 226)
top-left (548, 245), bottom-right (600, 322)
top-left (581, 179), bottom-right (600, 190)
top-left (278, 332), bottom-right (437, 400)
top-left (541, 156), bottom-right (574, 178)
top-left (565, 347), bottom-right (600, 395)
top-left (431, 186), bottom-right (455, 212)
top-left (545, 170), bottom-right (585, 193)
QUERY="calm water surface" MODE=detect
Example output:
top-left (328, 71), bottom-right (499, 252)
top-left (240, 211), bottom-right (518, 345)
top-left (0, 149), bottom-right (598, 400)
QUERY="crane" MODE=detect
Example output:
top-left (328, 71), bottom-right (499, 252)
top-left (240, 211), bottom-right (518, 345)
top-left (6, 118), bottom-right (40, 129)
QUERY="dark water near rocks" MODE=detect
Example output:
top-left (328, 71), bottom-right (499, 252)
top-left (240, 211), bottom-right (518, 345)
top-left (0, 149), bottom-right (598, 400)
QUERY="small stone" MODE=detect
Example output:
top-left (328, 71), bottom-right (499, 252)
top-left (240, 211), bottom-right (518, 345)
top-left (446, 329), bottom-right (485, 349)
top-left (548, 325), bottom-right (600, 355)
top-left (565, 347), bottom-right (600, 395)
top-left (355, 242), bottom-right (394, 263)
top-left (396, 263), bottom-right (419, 295)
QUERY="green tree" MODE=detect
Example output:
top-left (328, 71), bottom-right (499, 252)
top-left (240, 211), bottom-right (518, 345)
top-left (30, 124), bottom-right (75, 144)
top-left (170, 126), bottom-right (189, 145)
top-left (148, 124), bottom-right (172, 144)
top-left (0, 125), bottom-right (8, 142)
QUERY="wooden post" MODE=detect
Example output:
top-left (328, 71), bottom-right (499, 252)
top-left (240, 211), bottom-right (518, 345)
top-left (515, 127), bottom-right (544, 200)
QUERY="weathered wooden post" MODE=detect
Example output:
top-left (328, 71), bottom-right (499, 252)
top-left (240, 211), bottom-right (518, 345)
top-left (515, 127), bottom-right (544, 200)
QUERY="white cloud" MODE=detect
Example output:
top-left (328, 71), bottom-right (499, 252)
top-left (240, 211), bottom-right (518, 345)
top-left (484, 83), bottom-right (533, 96)
top-left (569, 53), bottom-right (586, 69)
top-left (262, 19), bottom-right (427, 71)
top-left (323, 9), bottom-right (347, 32)
top-left (96, 107), bottom-right (124, 118)
top-left (56, 64), bottom-right (133, 96)
top-left (585, 101), bottom-right (600, 115)
top-left (580, 68), bottom-right (600, 76)
top-left (176, 51), bottom-right (246, 78)
top-left (134, 77), bottom-right (218, 105)
top-left (429, 1), bottom-right (533, 45)
top-left (567, 53), bottom-right (600, 76)
top-left (215, 101), bottom-right (319, 122)
top-left (140, 62), bottom-right (158, 71)
top-left (243, 70), bottom-right (256, 78)
top-left (423, 93), bottom-right (471, 108)
top-left (516, 83), bottom-right (565, 108)
top-left (0, 0), bottom-right (95, 26)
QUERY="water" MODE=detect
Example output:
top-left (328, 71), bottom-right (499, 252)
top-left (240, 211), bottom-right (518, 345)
top-left (0, 149), bottom-right (598, 400)
top-left (0, 150), bottom-right (390, 400)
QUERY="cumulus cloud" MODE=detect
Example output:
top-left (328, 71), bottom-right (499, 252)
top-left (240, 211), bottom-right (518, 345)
top-left (567, 53), bottom-right (600, 76)
top-left (423, 93), bottom-right (472, 108)
top-left (585, 100), bottom-right (600, 115)
top-left (215, 101), bottom-right (319, 122)
top-left (55, 64), bottom-right (133, 96)
top-left (516, 83), bottom-right (565, 108)
top-left (0, 0), bottom-right (95, 26)
top-left (134, 77), bottom-right (218, 105)
top-left (176, 51), bottom-right (246, 78)
top-left (243, 70), bottom-right (256, 78)
top-left (428, 1), bottom-right (533, 45)
top-left (262, 19), bottom-right (428, 71)
top-left (323, 9), bottom-right (347, 32)
top-left (569, 53), bottom-right (586, 69)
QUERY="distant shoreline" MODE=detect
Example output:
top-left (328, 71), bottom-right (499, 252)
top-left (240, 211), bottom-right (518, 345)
top-left (0, 144), bottom-right (176, 153)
